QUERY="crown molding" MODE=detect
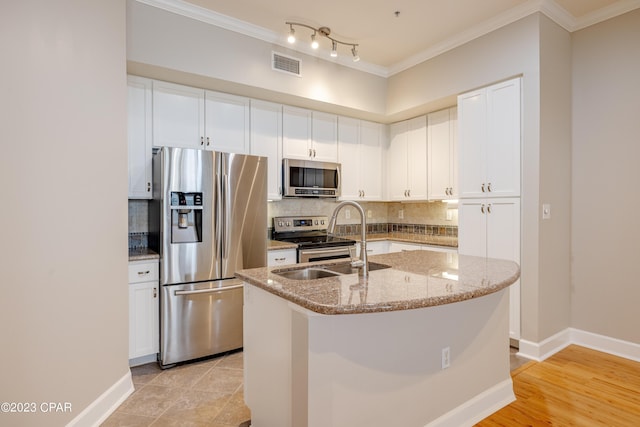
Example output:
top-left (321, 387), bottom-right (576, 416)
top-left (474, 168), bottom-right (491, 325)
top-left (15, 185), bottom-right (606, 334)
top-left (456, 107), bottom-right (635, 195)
top-left (136, 0), bottom-right (640, 78)
top-left (571, 0), bottom-right (640, 31)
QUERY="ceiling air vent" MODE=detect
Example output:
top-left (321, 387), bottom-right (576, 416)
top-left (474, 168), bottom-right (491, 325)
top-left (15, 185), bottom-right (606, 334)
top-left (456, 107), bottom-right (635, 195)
top-left (272, 52), bottom-right (301, 76)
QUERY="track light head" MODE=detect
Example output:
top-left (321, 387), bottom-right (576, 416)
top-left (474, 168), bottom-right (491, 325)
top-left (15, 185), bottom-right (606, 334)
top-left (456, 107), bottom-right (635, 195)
top-left (285, 22), bottom-right (360, 61)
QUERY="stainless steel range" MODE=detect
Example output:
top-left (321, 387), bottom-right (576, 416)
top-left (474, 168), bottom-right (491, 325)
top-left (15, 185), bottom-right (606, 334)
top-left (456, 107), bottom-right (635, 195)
top-left (272, 216), bottom-right (356, 263)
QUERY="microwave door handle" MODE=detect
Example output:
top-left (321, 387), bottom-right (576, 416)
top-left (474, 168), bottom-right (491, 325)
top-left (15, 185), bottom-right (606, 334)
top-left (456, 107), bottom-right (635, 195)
top-left (335, 167), bottom-right (340, 190)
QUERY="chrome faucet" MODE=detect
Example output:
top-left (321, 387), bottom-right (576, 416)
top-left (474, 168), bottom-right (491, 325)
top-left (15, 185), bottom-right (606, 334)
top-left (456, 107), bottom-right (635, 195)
top-left (328, 201), bottom-right (368, 278)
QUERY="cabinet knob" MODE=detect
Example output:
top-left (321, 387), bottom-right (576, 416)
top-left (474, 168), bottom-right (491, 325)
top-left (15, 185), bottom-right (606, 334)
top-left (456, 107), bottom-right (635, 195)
top-left (313, 149), bottom-right (317, 158)
top-left (153, 287), bottom-right (157, 298)
top-left (481, 183), bottom-right (485, 192)
top-left (487, 204), bottom-right (492, 214)
top-left (207, 136), bottom-right (211, 146)
top-left (147, 182), bottom-right (151, 192)
top-left (487, 182), bottom-right (492, 192)
top-left (481, 204), bottom-right (485, 214)
top-left (200, 136), bottom-right (204, 146)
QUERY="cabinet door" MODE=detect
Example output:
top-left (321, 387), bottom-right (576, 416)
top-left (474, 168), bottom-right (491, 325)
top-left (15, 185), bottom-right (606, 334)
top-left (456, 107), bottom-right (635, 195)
top-left (387, 121), bottom-right (409, 200)
top-left (337, 116), bottom-right (361, 200)
top-left (486, 78), bottom-right (521, 197)
top-left (486, 198), bottom-right (521, 340)
top-left (457, 88), bottom-right (487, 198)
top-left (153, 81), bottom-right (205, 149)
top-left (407, 116), bottom-right (428, 200)
top-left (428, 108), bottom-right (453, 200)
top-left (127, 76), bottom-right (153, 199)
top-left (129, 281), bottom-right (159, 359)
top-left (457, 199), bottom-right (488, 257)
top-left (282, 106), bottom-right (312, 159)
top-left (311, 111), bottom-right (338, 162)
top-left (251, 100), bottom-right (283, 200)
top-left (359, 120), bottom-right (383, 200)
top-left (205, 91), bottom-right (250, 154)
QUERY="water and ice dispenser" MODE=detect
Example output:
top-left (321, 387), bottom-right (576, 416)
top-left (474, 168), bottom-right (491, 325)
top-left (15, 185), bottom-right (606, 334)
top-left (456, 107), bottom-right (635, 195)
top-left (170, 192), bottom-right (203, 243)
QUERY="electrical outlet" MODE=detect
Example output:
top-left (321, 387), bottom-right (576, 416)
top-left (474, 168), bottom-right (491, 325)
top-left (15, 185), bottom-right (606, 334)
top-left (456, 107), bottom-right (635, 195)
top-left (345, 208), bottom-right (351, 219)
top-left (441, 347), bottom-right (450, 369)
top-left (446, 210), bottom-right (453, 221)
top-left (367, 210), bottom-right (372, 219)
top-left (398, 209), bottom-right (404, 219)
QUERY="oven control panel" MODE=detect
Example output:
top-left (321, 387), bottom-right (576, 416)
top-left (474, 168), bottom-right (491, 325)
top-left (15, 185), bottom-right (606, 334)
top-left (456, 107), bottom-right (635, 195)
top-left (273, 216), bottom-right (328, 233)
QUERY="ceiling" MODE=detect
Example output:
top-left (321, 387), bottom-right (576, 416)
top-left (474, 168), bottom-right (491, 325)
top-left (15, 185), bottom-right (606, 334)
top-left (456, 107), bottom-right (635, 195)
top-left (149, 0), bottom-right (639, 75)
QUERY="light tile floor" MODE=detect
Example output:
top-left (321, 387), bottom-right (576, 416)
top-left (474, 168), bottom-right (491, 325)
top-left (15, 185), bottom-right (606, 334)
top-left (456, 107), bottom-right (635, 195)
top-left (102, 350), bottom-right (250, 427)
top-left (104, 347), bottom-right (528, 426)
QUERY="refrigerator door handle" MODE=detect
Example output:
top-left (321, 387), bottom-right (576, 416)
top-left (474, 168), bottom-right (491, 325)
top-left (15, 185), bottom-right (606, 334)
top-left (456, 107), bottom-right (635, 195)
top-left (215, 170), bottom-right (223, 263)
top-left (222, 173), bottom-right (229, 260)
top-left (174, 284), bottom-right (243, 296)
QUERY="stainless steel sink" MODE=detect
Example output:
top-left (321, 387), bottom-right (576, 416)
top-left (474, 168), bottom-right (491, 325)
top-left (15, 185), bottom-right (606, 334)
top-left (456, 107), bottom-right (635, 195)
top-left (274, 268), bottom-right (342, 280)
top-left (273, 262), bottom-right (390, 281)
top-left (323, 261), bottom-right (390, 275)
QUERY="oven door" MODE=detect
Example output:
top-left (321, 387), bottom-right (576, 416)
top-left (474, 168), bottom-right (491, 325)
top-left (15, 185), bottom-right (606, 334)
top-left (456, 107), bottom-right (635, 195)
top-left (298, 245), bottom-right (354, 263)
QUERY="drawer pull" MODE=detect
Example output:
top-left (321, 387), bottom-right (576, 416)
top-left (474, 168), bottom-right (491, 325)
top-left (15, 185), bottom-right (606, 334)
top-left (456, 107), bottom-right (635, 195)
top-left (137, 270), bottom-right (150, 275)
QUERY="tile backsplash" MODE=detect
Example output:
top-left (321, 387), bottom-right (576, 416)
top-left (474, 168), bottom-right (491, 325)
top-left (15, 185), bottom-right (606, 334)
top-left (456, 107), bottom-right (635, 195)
top-left (129, 198), bottom-right (458, 249)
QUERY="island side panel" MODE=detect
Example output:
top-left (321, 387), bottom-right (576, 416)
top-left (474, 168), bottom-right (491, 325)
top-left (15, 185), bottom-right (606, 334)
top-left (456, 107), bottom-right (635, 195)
top-left (243, 284), bottom-right (294, 427)
top-left (244, 283), bottom-right (514, 427)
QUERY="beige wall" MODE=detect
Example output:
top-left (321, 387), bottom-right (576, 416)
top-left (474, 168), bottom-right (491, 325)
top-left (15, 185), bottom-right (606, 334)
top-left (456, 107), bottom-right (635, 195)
top-left (571, 9), bottom-right (640, 343)
top-left (537, 15), bottom-right (573, 341)
top-left (0, 1), bottom-right (129, 426)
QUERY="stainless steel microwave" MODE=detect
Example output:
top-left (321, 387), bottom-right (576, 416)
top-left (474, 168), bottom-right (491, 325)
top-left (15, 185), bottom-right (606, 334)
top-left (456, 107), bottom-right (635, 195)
top-left (282, 158), bottom-right (341, 198)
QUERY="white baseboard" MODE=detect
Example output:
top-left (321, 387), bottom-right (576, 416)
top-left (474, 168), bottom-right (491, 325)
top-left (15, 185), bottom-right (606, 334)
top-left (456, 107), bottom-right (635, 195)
top-left (425, 378), bottom-right (516, 427)
top-left (570, 328), bottom-right (640, 362)
top-left (66, 370), bottom-right (134, 427)
top-left (129, 353), bottom-right (157, 367)
top-left (518, 327), bottom-right (640, 363)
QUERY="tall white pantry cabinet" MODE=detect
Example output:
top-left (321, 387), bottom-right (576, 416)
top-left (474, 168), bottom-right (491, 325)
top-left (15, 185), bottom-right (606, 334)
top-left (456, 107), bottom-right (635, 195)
top-left (457, 77), bottom-right (522, 340)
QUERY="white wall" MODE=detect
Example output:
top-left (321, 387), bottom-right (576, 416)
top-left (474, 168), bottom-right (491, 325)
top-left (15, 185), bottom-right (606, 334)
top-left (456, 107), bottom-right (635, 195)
top-left (0, 1), bottom-right (129, 426)
top-left (571, 9), bottom-right (640, 343)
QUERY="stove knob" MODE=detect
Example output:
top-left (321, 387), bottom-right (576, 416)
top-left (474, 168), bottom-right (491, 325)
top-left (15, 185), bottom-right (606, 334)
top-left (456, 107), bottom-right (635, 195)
top-left (320, 220), bottom-right (325, 225)
top-left (286, 222), bottom-right (291, 226)
top-left (314, 220), bottom-right (318, 225)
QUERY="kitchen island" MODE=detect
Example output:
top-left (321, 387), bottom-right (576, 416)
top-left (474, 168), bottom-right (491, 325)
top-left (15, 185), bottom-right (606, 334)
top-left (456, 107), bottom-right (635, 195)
top-left (236, 250), bottom-right (520, 427)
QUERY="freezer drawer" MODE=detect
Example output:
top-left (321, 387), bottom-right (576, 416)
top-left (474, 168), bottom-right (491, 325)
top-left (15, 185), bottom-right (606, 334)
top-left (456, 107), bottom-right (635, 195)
top-left (160, 279), bottom-right (243, 368)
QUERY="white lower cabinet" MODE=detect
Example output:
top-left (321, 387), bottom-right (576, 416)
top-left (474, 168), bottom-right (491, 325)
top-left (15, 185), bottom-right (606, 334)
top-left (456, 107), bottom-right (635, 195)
top-left (458, 198), bottom-right (520, 339)
top-left (128, 260), bottom-right (159, 364)
top-left (267, 249), bottom-right (297, 267)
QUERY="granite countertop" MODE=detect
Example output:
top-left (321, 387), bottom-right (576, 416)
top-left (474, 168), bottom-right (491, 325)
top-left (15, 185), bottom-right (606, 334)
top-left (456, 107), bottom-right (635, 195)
top-left (269, 233), bottom-right (457, 251)
top-left (236, 250), bottom-right (519, 315)
top-left (366, 233), bottom-right (458, 248)
top-left (268, 240), bottom-right (298, 250)
top-left (128, 248), bottom-right (160, 261)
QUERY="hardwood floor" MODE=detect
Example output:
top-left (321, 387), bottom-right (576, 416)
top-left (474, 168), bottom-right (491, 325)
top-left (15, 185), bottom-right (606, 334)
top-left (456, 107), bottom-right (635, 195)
top-left (477, 345), bottom-right (640, 426)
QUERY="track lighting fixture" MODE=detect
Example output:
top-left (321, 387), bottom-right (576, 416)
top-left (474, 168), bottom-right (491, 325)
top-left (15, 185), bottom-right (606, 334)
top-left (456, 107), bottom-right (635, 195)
top-left (285, 21), bottom-right (360, 62)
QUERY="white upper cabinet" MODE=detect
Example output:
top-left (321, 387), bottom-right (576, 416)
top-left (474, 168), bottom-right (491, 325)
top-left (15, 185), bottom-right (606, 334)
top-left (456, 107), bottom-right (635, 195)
top-left (152, 80), bottom-right (250, 154)
top-left (458, 77), bottom-right (521, 198)
top-left (387, 115), bottom-right (428, 201)
top-left (338, 117), bottom-right (383, 201)
top-left (282, 106), bottom-right (338, 162)
top-left (127, 76), bottom-right (153, 199)
top-left (205, 90), bottom-right (250, 154)
top-left (250, 100), bottom-right (283, 200)
top-left (153, 81), bottom-right (204, 149)
top-left (428, 107), bottom-right (458, 200)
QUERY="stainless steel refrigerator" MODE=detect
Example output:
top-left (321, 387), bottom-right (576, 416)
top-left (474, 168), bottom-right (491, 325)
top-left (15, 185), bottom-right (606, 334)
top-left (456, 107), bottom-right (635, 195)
top-left (149, 147), bottom-right (267, 368)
